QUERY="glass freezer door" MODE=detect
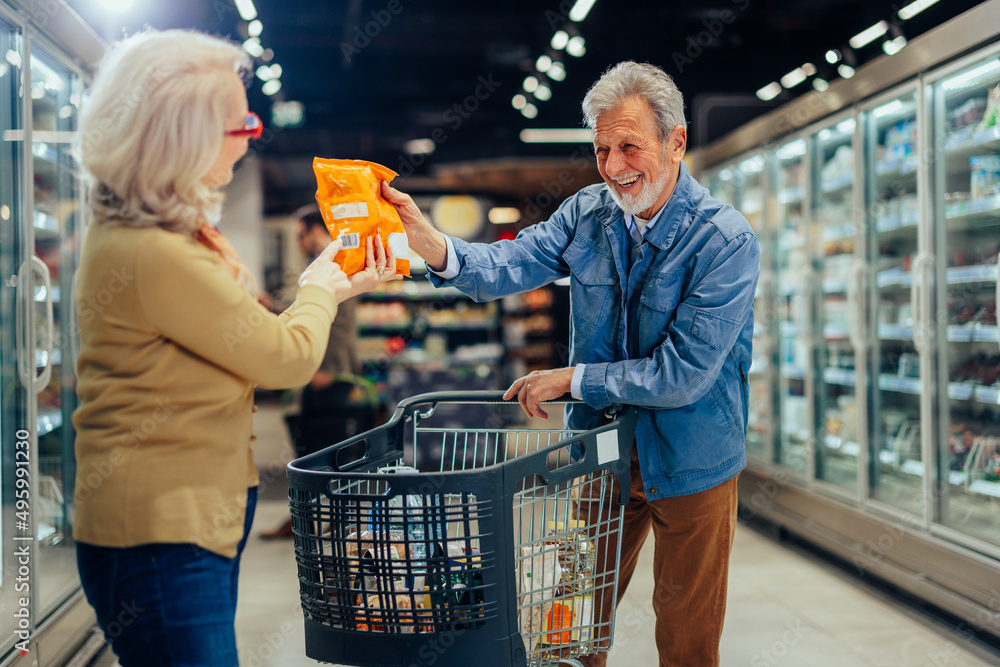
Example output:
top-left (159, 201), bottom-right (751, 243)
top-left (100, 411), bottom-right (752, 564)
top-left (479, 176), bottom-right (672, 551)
top-left (734, 154), bottom-right (769, 461)
top-left (932, 54), bottom-right (1000, 547)
top-left (812, 117), bottom-right (860, 492)
top-left (29, 45), bottom-right (81, 614)
top-left (774, 139), bottom-right (809, 474)
top-left (865, 92), bottom-right (924, 515)
top-left (0, 16), bottom-right (29, 650)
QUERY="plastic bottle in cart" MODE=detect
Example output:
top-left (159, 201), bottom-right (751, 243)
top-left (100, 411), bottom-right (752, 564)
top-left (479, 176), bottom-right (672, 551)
top-left (544, 520), bottom-right (596, 644)
top-left (380, 466), bottom-right (443, 571)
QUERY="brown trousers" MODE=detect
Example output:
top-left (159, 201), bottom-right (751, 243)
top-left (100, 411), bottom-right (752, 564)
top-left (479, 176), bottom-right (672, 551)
top-left (574, 446), bottom-right (739, 667)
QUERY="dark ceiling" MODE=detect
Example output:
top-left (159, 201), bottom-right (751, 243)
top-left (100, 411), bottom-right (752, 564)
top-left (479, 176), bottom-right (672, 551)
top-left (67, 0), bottom-right (986, 212)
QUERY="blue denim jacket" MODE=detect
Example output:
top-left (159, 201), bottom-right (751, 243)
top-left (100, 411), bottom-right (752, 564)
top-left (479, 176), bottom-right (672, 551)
top-left (428, 163), bottom-right (759, 499)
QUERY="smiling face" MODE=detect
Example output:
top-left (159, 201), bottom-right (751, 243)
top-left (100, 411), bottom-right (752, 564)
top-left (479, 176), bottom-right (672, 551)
top-left (202, 73), bottom-right (252, 190)
top-left (593, 95), bottom-right (687, 220)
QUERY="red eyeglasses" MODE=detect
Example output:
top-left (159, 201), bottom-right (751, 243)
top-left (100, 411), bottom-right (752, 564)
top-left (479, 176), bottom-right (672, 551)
top-left (226, 111), bottom-right (263, 139)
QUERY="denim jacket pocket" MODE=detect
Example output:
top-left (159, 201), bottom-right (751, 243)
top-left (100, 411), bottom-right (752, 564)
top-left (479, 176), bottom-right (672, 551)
top-left (565, 236), bottom-right (617, 335)
top-left (564, 236), bottom-right (617, 285)
top-left (689, 310), bottom-right (741, 351)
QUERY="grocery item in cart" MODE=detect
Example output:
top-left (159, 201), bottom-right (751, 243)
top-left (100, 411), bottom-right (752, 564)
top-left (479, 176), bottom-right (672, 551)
top-left (312, 157), bottom-right (411, 276)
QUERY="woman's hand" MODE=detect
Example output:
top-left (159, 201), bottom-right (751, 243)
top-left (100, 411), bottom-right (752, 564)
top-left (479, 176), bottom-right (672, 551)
top-left (298, 239), bottom-right (352, 302)
top-left (381, 181), bottom-right (449, 271)
top-left (345, 234), bottom-right (403, 299)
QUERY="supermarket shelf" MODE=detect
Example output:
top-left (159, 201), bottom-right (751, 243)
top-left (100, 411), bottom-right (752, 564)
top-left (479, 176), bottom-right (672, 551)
top-left (777, 187), bottom-right (804, 204)
top-left (823, 367), bottom-right (856, 387)
top-left (946, 382), bottom-right (1000, 405)
top-left (877, 264), bottom-right (997, 289)
top-left (37, 408), bottom-right (63, 438)
top-left (945, 194), bottom-right (1000, 224)
top-left (822, 279), bottom-right (849, 294)
top-left (879, 324), bottom-right (998, 342)
top-left (359, 321), bottom-right (497, 334)
top-left (823, 434), bottom-right (860, 457)
top-left (875, 155), bottom-right (918, 179)
top-left (944, 125), bottom-right (1000, 164)
top-left (967, 479), bottom-right (1000, 498)
top-left (879, 374), bottom-right (921, 395)
top-left (781, 366), bottom-right (807, 381)
top-left (875, 211), bottom-right (918, 235)
top-left (363, 284), bottom-right (470, 301)
top-left (820, 173), bottom-right (854, 194)
top-left (823, 324), bottom-right (849, 340)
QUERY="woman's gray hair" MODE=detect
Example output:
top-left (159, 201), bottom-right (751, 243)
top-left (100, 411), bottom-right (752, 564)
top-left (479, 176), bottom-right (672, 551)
top-left (582, 62), bottom-right (687, 139)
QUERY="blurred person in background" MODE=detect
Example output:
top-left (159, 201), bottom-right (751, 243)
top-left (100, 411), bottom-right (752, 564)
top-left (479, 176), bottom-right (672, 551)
top-left (72, 29), bottom-right (399, 666)
top-left (261, 204), bottom-right (378, 539)
top-left (384, 61), bottom-right (759, 667)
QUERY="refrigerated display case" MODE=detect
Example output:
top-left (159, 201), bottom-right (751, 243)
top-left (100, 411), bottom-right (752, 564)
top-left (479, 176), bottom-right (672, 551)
top-left (773, 137), bottom-right (810, 475)
top-left (0, 2), bottom-right (105, 664)
top-left (690, 0), bottom-right (1000, 642)
top-left (929, 48), bottom-right (1000, 549)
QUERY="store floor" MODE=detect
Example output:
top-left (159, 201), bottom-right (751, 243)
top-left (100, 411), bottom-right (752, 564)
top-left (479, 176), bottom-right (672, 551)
top-left (100, 399), bottom-right (996, 666)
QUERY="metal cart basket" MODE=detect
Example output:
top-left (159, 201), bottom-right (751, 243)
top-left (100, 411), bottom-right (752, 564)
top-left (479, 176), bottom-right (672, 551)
top-left (286, 391), bottom-right (637, 667)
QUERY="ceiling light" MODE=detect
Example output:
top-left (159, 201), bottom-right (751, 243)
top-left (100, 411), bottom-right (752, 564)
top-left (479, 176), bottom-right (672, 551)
top-left (261, 79), bottom-right (281, 96)
top-left (247, 19), bottom-right (263, 37)
top-left (404, 138), bottom-right (435, 155)
top-left (802, 63), bottom-right (816, 76)
top-left (776, 139), bottom-right (806, 160)
top-left (812, 78), bottom-right (830, 92)
top-left (261, 49), bottom-right (274, 62)
top-left (547, 62), bottom-right (566, 81)
top-left (523, 76), bottom-right (539, 93)
top-left (780, 67), bottom-right (808, 89)
top-left (256, 65), bottom-right (274, 81)
top-left (551, 30), bottom-right (569, 50)
top-left (512, 94), bottom-right (527, 110)
top-left (849, 20), bottom-right (889, 49)
top-left (242, 37), bottom-right (264, 58)
top-left (756, 82), bottom-right (781, 101)
top-left (235, 0), bottom-right (258, 21)
top-left (883, 35), bottom-right (907, 55)
top-left (269, 64), bottom-right (282, 78)
top-left (536, 55), bottom-right (552, 72)
top-left (568, 0), bottom-right (597, 21)
top-left (488, 207), bottom-right (521, 224)
top-left (5, 50), bottom-right (21, 69)
top-left (837, 118), bottom-right (856, 134)
top-left (521, 103), bottom-right (538, 119)
top-left (873, 100), bottom-right (903, 118)
top-left (272, 100), bottom-right (304, 128)
top-left (941, 59), bottom-right (1000, 90)
top-left (533, 84), bottom-right (552, 101)
top-left (825, 49), bottom-right (841, 64)
top-left (566, 36), bottom-right (586, 57)
top-left (838, 64), bottom-right (856, 79)
top-left (520, 128), bottom-right (595, 143)
top-left (899, 0), bottom-right (940, 20)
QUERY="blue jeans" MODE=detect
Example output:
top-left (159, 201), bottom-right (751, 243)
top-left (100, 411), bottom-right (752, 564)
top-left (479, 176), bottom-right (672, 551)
top-left (77, 487), bottom-right (257, 667)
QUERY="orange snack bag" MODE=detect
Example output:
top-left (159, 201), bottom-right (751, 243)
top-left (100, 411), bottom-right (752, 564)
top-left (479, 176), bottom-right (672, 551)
top-left (312, 157), bottom-right (411, 277)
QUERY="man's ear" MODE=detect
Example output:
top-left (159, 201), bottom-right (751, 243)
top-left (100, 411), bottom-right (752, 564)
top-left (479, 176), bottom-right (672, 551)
top-left (668, 126), bottom-right (687, 161)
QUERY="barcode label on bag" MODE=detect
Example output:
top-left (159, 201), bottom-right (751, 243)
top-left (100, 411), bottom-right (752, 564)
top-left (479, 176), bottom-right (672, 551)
top-left (327, 201), bottom-right (368, 220)
top-left (338, 232), bottom-right (360, 249)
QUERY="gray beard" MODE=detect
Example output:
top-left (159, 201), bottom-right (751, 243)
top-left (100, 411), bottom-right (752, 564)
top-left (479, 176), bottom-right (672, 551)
top-left (609, 168), bottom-right (671, 217)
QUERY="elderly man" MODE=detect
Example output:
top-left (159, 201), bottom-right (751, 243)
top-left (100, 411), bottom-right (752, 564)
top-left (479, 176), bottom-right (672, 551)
top-left (383, 61), bottom-right (759, 666)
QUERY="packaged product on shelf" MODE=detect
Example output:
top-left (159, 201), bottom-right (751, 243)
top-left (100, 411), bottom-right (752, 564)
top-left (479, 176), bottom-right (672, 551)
top-left (977, 84), bottom-right (1000, 131)
top-left (312, 157), bottom-right (411, 276)
top-left (969, 155), bottom-right (1000, 199)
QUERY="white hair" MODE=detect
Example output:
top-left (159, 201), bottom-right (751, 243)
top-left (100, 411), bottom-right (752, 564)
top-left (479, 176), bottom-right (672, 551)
top-left (76, 29), bottom-right (249, 234)
top-left (582, 62), bottom-right (687, 140)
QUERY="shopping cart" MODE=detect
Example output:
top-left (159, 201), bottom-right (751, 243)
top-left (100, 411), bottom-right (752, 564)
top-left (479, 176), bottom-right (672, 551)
top-left (286, 391), bottom-right (637, 667)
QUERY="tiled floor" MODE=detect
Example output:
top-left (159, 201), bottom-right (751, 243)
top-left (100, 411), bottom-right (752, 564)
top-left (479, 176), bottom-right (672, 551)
top-left (103, 399), bottom-right (1000, 666)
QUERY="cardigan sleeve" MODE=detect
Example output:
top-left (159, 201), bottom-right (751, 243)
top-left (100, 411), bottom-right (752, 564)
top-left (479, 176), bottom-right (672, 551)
top-left (134, 231), bottom-right (338, 389)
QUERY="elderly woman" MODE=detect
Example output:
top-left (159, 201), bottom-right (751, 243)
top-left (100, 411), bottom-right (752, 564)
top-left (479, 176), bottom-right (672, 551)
top-left (72, 29), bottom-right (399, 666)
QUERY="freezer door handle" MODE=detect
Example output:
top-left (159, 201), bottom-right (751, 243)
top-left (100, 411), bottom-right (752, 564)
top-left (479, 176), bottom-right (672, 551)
top-left (911, 252), bottom-right (931, 354)
top-left (15, 260), bottom-right (30, 388)
top-left (996, 253), bottom-right (999, 354)
top-left (30, 255), bottom-right (54, 394)
top-left (848, 259), bottom-right (865, 351)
